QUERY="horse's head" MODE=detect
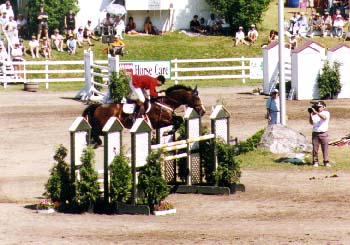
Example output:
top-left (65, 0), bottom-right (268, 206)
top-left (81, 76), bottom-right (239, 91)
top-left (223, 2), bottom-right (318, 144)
top-left (165, 85), bottom-right (206, 116)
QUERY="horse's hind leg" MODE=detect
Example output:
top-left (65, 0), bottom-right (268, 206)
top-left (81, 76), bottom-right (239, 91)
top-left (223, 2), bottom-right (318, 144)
top-left (168, 116), bottom-right (184, 135)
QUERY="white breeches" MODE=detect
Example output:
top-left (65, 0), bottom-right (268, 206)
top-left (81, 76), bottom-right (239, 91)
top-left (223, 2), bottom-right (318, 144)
top-left (129, 80), bottom-right (150, 103)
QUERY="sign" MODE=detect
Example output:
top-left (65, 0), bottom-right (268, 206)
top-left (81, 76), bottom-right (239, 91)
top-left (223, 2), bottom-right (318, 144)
top-left (120, 61), bottom-right (171, 78)
top-left (249, 58), bottom-right (263, 79)
top-left (148, 0), bottom-right (160, 10)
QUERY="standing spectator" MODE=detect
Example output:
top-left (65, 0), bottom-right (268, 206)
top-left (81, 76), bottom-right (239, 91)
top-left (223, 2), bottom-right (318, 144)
top-left (126, 16), bottom-right (138, 35)
top-left (76, 26), bottom-right (93, 47)
top-left (51, 29), bottom-right (64, 52)
top-left (101, 13), bottom-right (114, 35)
top-left (190, 15), bottom-right (205, 33)
top-left (37, 4), bottom-right (49, 40)
top-left (28, 35), bottom-right (40, 58)
top-left (266, 89), bottom-right (280, 125)
top-left (64, 8), bottom-right (76, 33)
top-left (4, 15), bottom-right (17, 44)
top-left (114, 15), bottom-right (125, 39)
top-left (144, 16), bottom-right (152, 34)
top-left (11, 42), bottom-right (24, 79)
top-left (247, 24), bottom-right (259, 45)
top-left (233, 26), bottom-right (249, 46)
top-left (206, 13), bottom-right (219, 35)
top-left (40, 37), bottom-right (51, 58)
top-left (1, 0), bottom-right (14, 20)
top-left (66, 33), bottom-right (77, 54)
top-left (16, 14), bottom-right (28, 38)
top-left (308, 101), bottom-right (330, 167)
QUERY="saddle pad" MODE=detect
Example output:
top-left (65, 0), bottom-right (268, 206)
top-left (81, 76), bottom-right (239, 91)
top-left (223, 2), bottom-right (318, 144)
top-left (122, 103), bottom-right (135, 114)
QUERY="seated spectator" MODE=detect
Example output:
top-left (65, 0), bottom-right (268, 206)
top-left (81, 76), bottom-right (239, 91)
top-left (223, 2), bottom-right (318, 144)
top-left (295, 12), bottom-right (308, 36)
top-left (144, 16), bottom-right (152, 34)
top-left (285, 35), bottom-right (297, 49)
top-left (247, 24), bottom-right (258, 44)
top-left (110, 36), bottom-right (125, 56)
top-left (126, 16), bottom-right (138, 35)
top-left (66, 33), bottom-right (77, 54)
top-left (309, 13), bottom-right (323, 37)
top-left (11, 42), bottom-right (24, 79)
top-left (1, 0), bottom-right (14, 19)
top-left (40, 37), bottom-right (51, 58)
top-left (199, 17), bottom-right (206, 30)
top-left (268, 30), bottom-right (278, 44)
top-left (28, 35), bottom-right (40, 58)
top-left (84, 20), bottom-right (99, 40)
top-left (18, 38), bottom-right (26, 55)
top-left (289, 12), bottom-right (298, 34)
top-left (114, 15), bottom-right (125, 39)
top-left (322, 11), bottom-right (332, 37)
top-left (190, 15), bottom-right (205, 33)
top-left (51, 29), bottom-right (64, 52)
top-left (76, 26), bottom-right (93, 47)
top-left (333, 14), bottom-right (344, 37)
top-left (0, 12), bottom-right (8, 34)
top-left (16, 14), bottom-right (28, 38)
top-left (206, 13), bottom-right (219, 35)
top-left (101, 13), bottom-right (114, 35)
top-left (233, 26), bottom-right (249, 47)
top-left (0, 44), bottom-right (9, 74)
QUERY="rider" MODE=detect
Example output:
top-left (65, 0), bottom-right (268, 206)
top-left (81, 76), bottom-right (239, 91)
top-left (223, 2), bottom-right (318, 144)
top-left (129, 74), bottom-right (166, 116)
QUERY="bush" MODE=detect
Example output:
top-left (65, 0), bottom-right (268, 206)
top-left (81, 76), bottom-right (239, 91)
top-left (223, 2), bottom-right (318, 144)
top-left (109, 71), bottom-right (132, 103)
top-left (317, 61), bottom-right (342, 99)
top-left (138, 152), bottom-right (169, 210)
top-left (74, 147), bottom-right (100, 211)
top-left (44, 145), bottom-right (73, 207)
top-left (109, 153), bottom-right (132, 203)
top-left (237, 128), bottom-right (265, 154)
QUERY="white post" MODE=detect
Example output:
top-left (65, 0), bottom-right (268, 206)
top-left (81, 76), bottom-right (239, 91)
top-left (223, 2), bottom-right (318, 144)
top-left (174, 58), bottom-right (178, 85)
top-left (45, 60), bottom-right (49, 89)
top-left (278, 0), bottom-right (286, 125)
top-left (241, 56), bottom-right (245, 83)
top-left (75, 50), bottom-right (93, 100)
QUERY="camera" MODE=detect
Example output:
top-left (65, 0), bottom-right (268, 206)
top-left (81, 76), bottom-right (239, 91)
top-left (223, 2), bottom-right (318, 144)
top-left (308, 101), bottom-right (323, 113)
top-left (101, 35), bottom-right (114, 44)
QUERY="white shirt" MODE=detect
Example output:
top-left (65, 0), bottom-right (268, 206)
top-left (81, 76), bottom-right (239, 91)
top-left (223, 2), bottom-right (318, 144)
top-left (235, 30), bottom-right (245, 40)
top-left (312, 110), bottom-right (330, 132)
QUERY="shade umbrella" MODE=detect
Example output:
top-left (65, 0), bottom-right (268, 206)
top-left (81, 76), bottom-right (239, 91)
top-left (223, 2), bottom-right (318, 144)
top-left (106, 3), bottom-right (127, 16)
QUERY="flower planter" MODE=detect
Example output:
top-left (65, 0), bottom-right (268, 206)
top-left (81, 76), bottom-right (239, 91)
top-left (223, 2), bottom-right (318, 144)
top-left (37, 208), bottom-right (56, 214)
top-left (24, 82), bottom-right (39, 92)
top-left (153, 208), bottom-right (176, 216)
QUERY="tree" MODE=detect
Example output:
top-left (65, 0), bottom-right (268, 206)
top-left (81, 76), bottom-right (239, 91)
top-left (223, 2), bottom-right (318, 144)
top-left (27, 0), bottom-right (79, 35)
top-left (206, 0), bottom-right (271, 31)
top-left (317, 61), bottom-right (342, 100)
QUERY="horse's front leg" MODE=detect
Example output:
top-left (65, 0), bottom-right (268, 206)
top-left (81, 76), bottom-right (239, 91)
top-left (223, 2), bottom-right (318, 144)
top-left (166, 115), bottom-right (184, 135)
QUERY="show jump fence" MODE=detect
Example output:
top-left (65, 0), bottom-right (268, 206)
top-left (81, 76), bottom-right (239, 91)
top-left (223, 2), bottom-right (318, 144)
top-left (69, 105), bottom-right (231, 205)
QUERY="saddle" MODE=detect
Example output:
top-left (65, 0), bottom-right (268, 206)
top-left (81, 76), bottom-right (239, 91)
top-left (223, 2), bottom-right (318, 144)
top-left (122, 98), bottom-right (151, 115)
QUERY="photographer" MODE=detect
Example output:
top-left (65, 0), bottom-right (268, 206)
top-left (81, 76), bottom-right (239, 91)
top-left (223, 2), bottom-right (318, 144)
top-left (308, 101), bottom-right (330, 167)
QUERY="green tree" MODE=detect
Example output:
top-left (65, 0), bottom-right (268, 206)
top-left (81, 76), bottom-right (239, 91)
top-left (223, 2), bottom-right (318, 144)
top-left (109, 153), bottom-right (132, 203)
top-left (207, 0), bottom-right (271, 31)
top-left (44, 144), bottom-right (73, 206)
top-left (27, 0), bottom-right (79, 35)
top-left (74, 147), bottom-right (100, 211)
top-left (317, 61), bottom-right (342, 100)
top-left (109, 71), bottom-right (132, 103)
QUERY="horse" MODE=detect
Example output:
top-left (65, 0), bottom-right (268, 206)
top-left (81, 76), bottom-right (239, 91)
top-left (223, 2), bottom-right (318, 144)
top-left (82, 85), bottom-right (206, 147)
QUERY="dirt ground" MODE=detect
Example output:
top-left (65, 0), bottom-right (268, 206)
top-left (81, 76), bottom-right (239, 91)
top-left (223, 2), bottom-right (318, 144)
top-left (1, 86), bottom-right (350, 244)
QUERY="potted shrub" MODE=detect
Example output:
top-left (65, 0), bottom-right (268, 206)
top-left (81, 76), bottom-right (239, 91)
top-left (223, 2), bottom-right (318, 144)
top-left (317, 61), bottom-right (342, 99)
top-left (24, 80), bottom-right (39, 92)
top-left (153, 201), bottom-right (176, 216)
top-left (37, 199), bottom-right (56, 213)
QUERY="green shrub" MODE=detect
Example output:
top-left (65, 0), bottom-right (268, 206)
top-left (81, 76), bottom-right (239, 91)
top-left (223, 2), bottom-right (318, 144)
top-left (138, 152), bottom-right (169, 210)
top-left (317, 61), bottom-right (342, 100)
top-left (44, 145), bottom-right (73, 207)
top-left (109, 153), bottom-right (132, 203)
top-left (214, 141), bottom-right (242, 186)
top-left (109, 71), bottom-right (132, 103)
top-left (237, 128), bottom-right (265, 154)
top-left (74, 147), bottom-right (100, 211)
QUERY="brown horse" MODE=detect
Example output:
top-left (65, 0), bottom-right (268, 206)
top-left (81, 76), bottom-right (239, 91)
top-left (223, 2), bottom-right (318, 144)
top-left (82, 85), bottom-right (206, 146)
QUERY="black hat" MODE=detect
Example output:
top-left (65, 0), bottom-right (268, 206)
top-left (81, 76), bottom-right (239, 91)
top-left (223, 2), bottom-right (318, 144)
top-left (157, 75), bottom-right (165, 84)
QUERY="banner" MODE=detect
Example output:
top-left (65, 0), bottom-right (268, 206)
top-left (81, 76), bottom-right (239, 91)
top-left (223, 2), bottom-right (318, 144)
top-left (120, 61), bottom-right (171, 78)
top-left (249, 58), bottom-right (263, 79)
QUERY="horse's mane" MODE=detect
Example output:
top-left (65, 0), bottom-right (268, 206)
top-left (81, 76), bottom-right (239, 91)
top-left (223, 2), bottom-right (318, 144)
top-left (165, 84), bottom-right (192, 94)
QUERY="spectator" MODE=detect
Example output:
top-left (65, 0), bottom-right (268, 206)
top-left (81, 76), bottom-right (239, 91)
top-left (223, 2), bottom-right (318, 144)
top-left (84, 20), bottom-right (99, 40)
top-left (1, 0), bottom-right (14, 20)
top-left (64, 8), bottom-right (76, 33)
top-left (18, 38), bottom-right (26, 55)
top-left (309, 13), bottom-right (323, 37)
top-left (11, 42), bottom-right (24, 79)
top-left (0, 12), bottom-right (9, 35)
top-left (37, 4), bottom-right (49, 40)
top-left (268, 30), bottom-right (278, 44)
top-left (233, 26), bottom-right (249, 47)
top-left (66, 33), bottom-right (77, 54)
top-left (28, 35), bottom-right (40, 58)
top-left (144, 16), bottom-right (152, 34)
top-left (16, 14), bottom-right (28, 38)
top-left (289, 12), bottom-right (298, 34)
top-left (51, 29), bottom-right (64, 52)
top-left (101, 13), bottom-right (114, 35)
top-left (287, 35), bottom-right (297, 49)
top-left (110, 36), bottom-right (125, 56)
top-left (322, 11), bottom-right (332, 37)
top-left (266, 89), bottom-right (280, 125)
top-left (126, 16), bottom-right (138, 35)
top-left (190, 15), bottom-right (205, 33)
top-left (295, 12), bottom-right (308, 36)
top-left (247, 24), bottom-right (258, 44)
top-left (332, 14), bottom-right (344, 37)
top-left (4, 15), bottom-right (17, 44)
top-left (76, 26), bottom-right (93, 47)
top-left (0, 44), bottom-right (9, 74)
top-left (40, 37), bottom-right (51, 58)
top-left (206, 13), bottom-right (219, 35)
top-left (308, 101), bottom-right (330, 167)
top-left (114, 15), bottom-right (125, 39)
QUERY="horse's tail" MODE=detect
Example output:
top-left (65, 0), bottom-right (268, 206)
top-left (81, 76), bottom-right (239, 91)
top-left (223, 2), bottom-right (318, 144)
top-left (82, 103), bottom-right (100, 126)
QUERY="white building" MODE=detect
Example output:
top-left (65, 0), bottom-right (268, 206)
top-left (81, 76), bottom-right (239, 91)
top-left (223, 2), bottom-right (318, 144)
top-left (76, 0), bottom-right (212, 33)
